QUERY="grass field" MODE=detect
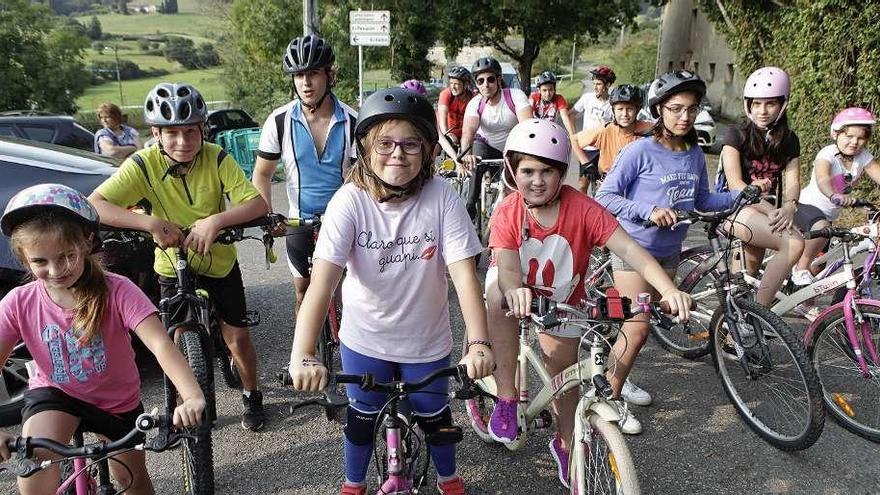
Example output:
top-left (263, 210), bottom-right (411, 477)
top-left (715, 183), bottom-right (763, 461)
top-left (76, 68), bottom-right (226, 112)
top-left (74, 12), bottom-right (221, 43)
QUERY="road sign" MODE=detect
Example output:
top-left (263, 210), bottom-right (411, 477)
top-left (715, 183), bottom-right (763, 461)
top-left (350, 34), bottom-right (391, 46)
top-left (350, 10), bottom-right (390, 47)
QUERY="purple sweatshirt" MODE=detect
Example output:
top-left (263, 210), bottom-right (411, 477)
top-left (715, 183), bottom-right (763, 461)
top-left (595, 137), bottom-right (737, 258)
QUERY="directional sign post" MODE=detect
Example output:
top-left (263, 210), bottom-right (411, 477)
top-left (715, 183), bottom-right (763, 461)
top-left (350, 10), bottom-right (391, 105)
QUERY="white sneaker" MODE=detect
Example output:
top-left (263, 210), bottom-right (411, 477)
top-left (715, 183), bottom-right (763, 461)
top-left (621, 379), bottom-right (652, 406)
top-left (791, 268), bottom-right (815, 286)
top-left (612, 400), bottom-right (643, 435)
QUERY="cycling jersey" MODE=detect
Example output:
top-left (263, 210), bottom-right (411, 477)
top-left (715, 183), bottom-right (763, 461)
top-left (572, 92), bottom-right (612, 130)
top-left (438, 88), bottom-right (471, 139)
top-left (257, 96), bottom-right (357, 218)
top-left (529, 93), bottom-right (568, 122)
top-left (464, 88), bottom-right (530, 151)
top-left (95, 143), bottom-right (262, 278)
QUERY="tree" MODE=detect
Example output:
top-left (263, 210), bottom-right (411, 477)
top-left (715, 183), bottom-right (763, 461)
top-left (164, 36), bottom-right (199, 68)
top-left (437, 0), bottom-right (640, 92)
top-left (86, 16), bottom-right (102, 40)
top-left (0, 0), bottom-right (89, 113)
top-left (161, 0), bottom-right (179, 14)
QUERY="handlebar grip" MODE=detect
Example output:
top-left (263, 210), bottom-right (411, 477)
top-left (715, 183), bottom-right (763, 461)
top-left (278, 370), bottom-right (294, 386)
top-left (804, 228), bottom-right (834, 240)
top-left (656, 299), bottom-right (697, 314)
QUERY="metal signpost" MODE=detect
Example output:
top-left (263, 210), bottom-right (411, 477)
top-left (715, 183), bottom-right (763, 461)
top-left (350, 10), bottom-right (391, 106)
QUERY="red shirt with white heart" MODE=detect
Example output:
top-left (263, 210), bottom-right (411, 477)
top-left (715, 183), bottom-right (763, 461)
top-left (489, 185), bottom-right (618, 304)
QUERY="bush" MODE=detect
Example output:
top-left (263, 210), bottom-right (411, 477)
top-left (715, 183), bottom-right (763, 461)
top-left (137, 38), bottom-right (151, 51)
top-left (88, 59), bottom-right (169, 83)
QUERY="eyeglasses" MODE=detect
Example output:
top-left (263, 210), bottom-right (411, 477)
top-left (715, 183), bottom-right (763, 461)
top-left (374, 138), bottom-right (424, 155)
top-left (662, 104), bottom-right (700, 117)
top-left (476, 75), bottom-right (497, 86)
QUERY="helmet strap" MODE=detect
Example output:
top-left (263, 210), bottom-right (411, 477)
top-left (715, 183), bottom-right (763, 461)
top-left (503, 156), bottom-right (562, 211)
top-left (156, 132), bottom-right (202, 180)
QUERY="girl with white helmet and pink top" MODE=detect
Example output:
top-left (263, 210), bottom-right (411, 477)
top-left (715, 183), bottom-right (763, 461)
top-left (719, 66), bottom-right (806, 300)
top-left (794, 107), bottom-right (880, 277)
top-left (484, 118), bottom-right (691, 488)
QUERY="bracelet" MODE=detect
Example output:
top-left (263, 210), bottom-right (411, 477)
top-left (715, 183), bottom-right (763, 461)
top-left (466, 339), bottom-right (492, 351)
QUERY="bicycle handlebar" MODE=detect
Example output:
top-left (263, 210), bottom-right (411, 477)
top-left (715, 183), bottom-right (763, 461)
top-left (502, 292), bottom-right (695, 328)
top-left (2, 412), bottom-right (194, 478)
top-left (641, 185), bottom-right (762, 229)
top-left (805, 223), bottom-right (880, 241)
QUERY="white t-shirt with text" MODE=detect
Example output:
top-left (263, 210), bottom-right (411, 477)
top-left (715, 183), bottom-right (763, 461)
top-left (314, 179), bottom-right (483, 363)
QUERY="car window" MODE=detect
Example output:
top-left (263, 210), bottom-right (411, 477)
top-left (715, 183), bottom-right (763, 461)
top-left (20, 125), bottom-right (55, 143)
top-left (226, 111), bottom-right (248, 123)
top-left (0, 125), bottom-right (16, 137)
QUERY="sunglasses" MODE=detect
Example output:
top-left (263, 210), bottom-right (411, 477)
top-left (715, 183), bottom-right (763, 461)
top-left (843, 172), bottom-right (854, 194)
top-left (476, 75), bottom-right (497, 86)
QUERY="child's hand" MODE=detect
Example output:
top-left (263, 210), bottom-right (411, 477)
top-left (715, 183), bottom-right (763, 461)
top-left (186, 216), bottom-right (222, 256)
top-left (503, 287), bottom-right (533, 319)
top-left (173, 397), bottom-right (206, 428)
top-left (461, 344), bottom-right (495, 380)
top-left (768, 203), bottom-right (796, 233)
top-left (648, 207), bottom-right (677, 228)
top-left (288, 355), bottom-right (328, 392)
top-left (458, 155), bottom-right (481, 176)
top-left (0, 431), bottom-right (13, 460)
top-left (149, 218), bottom-right (184, 249)
top-left (831, 193), bottom-right (856, 207)
top-left (660, 290), bottom-right (692, 323)
top-left (752, 178), bottom-right (772, 193)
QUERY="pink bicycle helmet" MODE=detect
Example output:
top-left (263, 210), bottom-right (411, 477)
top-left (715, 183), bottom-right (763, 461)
top-left (504, 119), bottom-right (571, 168)
top-left (830, 107), bottom-right (876, 136)
top-left (400, 79), bottom-right (428, 96)
top-left (743, 66), bottom-right (791, 120)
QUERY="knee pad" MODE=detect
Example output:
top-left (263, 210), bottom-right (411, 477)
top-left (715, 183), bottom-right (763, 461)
top-left (344, 407), bottom-right (379, 446)
top-left (414, 406), bottom-right (461, 446)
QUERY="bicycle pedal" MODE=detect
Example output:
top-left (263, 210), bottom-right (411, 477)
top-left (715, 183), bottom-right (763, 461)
top-left (243, 310), bottom-right (260, 327)
top-left (425, 426), bottom-right (463, 445)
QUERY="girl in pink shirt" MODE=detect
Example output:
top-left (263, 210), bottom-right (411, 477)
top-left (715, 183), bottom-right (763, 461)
top-left (0, 184), bottom-right (205, 495)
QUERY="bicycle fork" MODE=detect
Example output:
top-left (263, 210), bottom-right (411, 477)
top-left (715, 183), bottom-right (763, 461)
top-left (841, 289), bottom-right (880, 377)
top-left (379, 417), bottom-right (413, 494)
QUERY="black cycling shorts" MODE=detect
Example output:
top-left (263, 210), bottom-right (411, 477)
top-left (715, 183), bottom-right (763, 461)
top-left (285, 226), bottom-right (316, 278)
top-left (158, 262), bottom-right (249, 328)
top-left (22, 387), bottom-right (146, 443)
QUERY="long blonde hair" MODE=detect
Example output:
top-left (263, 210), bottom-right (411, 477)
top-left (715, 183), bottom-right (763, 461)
top-left (347, 119), bottom-right (435, 202)
top-left (10, 214), bottom-right (108, 345)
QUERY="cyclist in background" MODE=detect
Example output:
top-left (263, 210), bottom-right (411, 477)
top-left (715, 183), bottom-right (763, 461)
top-left (251, 34), bottom-right (357, 316)
top-left (717, 67), bottom-right (804, 301)
top-left (572, 65), bottom-right (616, 193)
top-left (401, 79), bottom-right (428, 96)
top-left (437, 66), bottom-right (474, 158)
top-left (0, 184), bottom-right (205, 493)
top-left (458, 56), bottom-right (533, 221)
top-left (288, 88), bottom-right (494, 495)
top-left (574, 84), bottom-right (653, 181)
top-left (89, 82), bottom-right (270, 431)
top-left (530, 71), bottom-right (593, 179)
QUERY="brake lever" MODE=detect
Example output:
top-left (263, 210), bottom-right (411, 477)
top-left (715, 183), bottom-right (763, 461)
top-left (145, 428), bottom-right (196, 453)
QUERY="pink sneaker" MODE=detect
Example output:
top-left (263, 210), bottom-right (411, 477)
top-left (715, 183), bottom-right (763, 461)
top-left (437, 476), bottom-right (466, 495)
top-left (549, 435), bottom-right (570, 489)
top-left (488, 397), bottom-right (519, 442)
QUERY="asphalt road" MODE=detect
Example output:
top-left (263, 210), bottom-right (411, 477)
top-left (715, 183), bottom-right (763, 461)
top-left (2, 180), bottom-right (878, 494)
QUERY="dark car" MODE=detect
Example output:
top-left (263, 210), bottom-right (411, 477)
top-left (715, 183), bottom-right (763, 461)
top-left (0, 115), bottom-right (95, 152)
top-left (0, 136), bottom-right (157, 426)
top-left (205, 109), bottom-right (259, 143)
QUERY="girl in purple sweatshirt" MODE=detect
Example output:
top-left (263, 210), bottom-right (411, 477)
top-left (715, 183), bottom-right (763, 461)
top-left (595, 71), bottom-right (737, 433)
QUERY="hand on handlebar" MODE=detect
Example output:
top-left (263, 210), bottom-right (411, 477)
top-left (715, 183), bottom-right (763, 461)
top-left (659, 290), bottom-right (692, 323)
top-left (503, 287), bottom-right (533, 319)
top-left (172, 397), bottom-right (206, 429)
top-left (148, 217), bottom-right (184, 249)
top-left (288, 355), bottom-right (328, 392)
top-left (460, 343), bottom-right (495, 380)
top-left (648, 207), bottom-right (678, 228)
top-left (750, 178), bottom-right (772, 194)
top-left (185, 215), bottom-right (223, 256)
top-left (457, 155), bottom-right (481, 177)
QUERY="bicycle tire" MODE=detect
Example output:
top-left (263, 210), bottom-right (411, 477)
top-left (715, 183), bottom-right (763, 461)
top-left (568, 414), bottom-right (640, 495)
top-left (317, 314), bottom-right (346, 424)
top-left (709, 300), bottom-right (825, 450)
top-left (650, 262), bottom-right (718, 359)
top-left (178, 330), bottom-right (216, 495)
top-left (808, 304), bottom-right (880, 442)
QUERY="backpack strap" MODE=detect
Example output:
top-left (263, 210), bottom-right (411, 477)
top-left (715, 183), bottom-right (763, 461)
top-left (130, 153), bottom-right (152, 188)
top-left (477, 88), bottom-right (517, 117)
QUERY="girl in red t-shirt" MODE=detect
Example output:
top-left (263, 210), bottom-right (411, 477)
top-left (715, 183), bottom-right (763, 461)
top-left (484, 119), bottom-right (691, 488)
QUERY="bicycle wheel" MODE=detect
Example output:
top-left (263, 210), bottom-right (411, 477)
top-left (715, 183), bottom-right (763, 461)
top-left (569, 414), bottom-right (640, 495)
top-left (317, 311), bottom-right (346, 423)
top-left (650, 264), bottom-right (718, 359)
top-left (709, 300), bottom-right (825, 450)
top-left (809, 304), bottom-right (880, 442)
top-left (178, 330), bottom-right (216, 494)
